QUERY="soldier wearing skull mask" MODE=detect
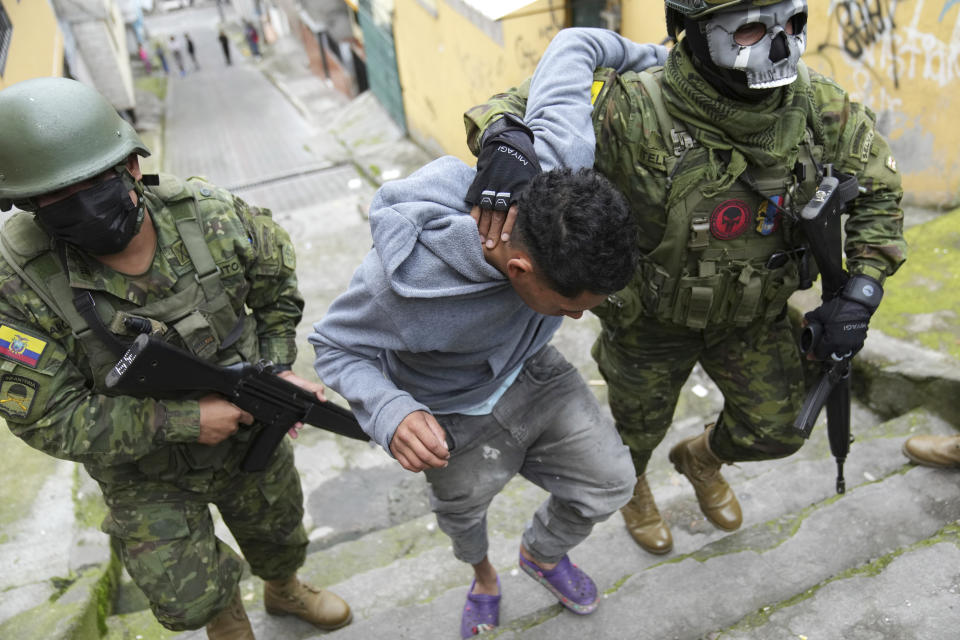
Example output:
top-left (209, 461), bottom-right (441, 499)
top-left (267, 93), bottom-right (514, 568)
top-left (461, 0), bottom-right (905, 561)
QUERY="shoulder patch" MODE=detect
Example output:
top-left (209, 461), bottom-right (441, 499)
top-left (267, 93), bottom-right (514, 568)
top-left (859, 129), bottom-right (874, 164)
top-left (0, 324), bottom-right (48, 368)
top-left (850, 122), bottom-right (874, 164)
top-left (0, 374), bottom-right (38, 418)
top-left (281, 244), bottom-right (296, 270)
top-left (590, 80), bottom-right (605, 105)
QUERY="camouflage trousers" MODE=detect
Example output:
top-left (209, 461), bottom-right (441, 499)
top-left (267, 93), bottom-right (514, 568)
top-left (97, 438), bottom-right (307, 631)
top-left (592, 314), bottom-right (807, 473)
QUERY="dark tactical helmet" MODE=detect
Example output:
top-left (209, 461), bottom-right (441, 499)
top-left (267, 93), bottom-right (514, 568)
top-left (666, 0), bottom-right (807, 90)
top-left (666, 0), bottom-right (758, 38)
top-left (0, 77), bottom-right (150, 211)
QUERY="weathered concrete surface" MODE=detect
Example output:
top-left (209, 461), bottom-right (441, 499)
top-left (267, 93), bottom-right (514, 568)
top-left (1, 3), bottom-right (958, 639)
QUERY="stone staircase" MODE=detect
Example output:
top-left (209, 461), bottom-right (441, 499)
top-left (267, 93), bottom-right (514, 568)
top-left (91, 390), bottom-right (960, 640)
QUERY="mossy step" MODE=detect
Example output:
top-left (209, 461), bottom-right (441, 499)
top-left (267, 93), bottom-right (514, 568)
top-left (314, 408), bottom-right (950, 637)
top-left (717, 524), bottom-right (960, 639)
top-left (260, 410), bottom-right (953, 638)
top-left (0, 556), bottom-right (121, 640)
top-left (105, 407), bottom-right (949, 639)
top-left (483, 465), bottom-right (960, 640)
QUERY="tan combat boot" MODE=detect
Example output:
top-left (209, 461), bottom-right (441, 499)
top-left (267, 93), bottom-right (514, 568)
top-left (206, 590), bottom-right (255, 640)
top-left (264, 575), bottom-right (353, 630)
top-left (668, 424), bottom-right (742, 531)
top-left (621, 474), bottom-right (673, 554)
top-left (902, 434), bottom-right (960, 469)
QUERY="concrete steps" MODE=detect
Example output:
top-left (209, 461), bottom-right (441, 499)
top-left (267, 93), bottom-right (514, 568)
top-left (300, 408), bottom-right (960, 640)
top-left (93, 399), bottom-right (960, 640)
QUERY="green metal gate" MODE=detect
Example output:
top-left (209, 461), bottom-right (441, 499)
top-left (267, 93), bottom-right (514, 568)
top-left (357, 0), bottom-right (406, 132)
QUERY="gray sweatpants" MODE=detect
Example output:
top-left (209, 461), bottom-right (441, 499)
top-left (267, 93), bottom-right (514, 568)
top-left (425, 344), bottom-right (635, 566)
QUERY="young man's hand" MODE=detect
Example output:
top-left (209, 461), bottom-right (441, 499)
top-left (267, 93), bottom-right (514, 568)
top-left (276, 370), bottom-right (327, 439)
top-left (390, 410), bottom-right (450, 472)
top-left (471, 203), bottom-right (518, 250)
top-left (464, 114), bottom-right (540, 249)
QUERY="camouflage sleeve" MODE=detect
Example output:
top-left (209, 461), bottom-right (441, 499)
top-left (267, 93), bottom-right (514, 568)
top-left (591, 70), bottom-right (670, 251)
top-left (811, 73), bottom-right (906, 284)
top-left (228, 193), bottom-right (305, 367)
top-left (0, 285), bottom-right (201, 464)
top-left (463, 78), bottom-right (531, 156)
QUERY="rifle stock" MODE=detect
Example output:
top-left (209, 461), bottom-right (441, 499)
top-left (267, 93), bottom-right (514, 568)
top-left (105, 334), bottom-right (369, 472)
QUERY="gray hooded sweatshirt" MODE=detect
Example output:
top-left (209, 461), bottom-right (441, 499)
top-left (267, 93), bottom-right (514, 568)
top-left (309, 30), bottom-right (667, 453)
top-left (310, 156), bottom-right (561, 451)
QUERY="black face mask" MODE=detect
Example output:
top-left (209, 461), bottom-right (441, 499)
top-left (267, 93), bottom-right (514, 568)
top-left (37, 176), bottom-right (145, 255)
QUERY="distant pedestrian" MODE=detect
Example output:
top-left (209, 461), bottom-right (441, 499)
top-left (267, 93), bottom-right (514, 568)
top-left (184, 33), bottom-right (200, 70)
top-left (154, 41), bottom-right (169, 74)
top-left (168, 35), bottom-right (186, 76)
top-left (137, 44), bottom-right (153, 74)
top-left (218, 28), bottom-right (232, 65)
top-left (244, 20), bottom-right (261, 58)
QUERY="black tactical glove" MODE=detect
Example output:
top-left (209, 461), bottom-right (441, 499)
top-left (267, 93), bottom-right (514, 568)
top-left (465, 114), bottom-right (541, 211)
top-left (803, 274), bottom-right (884, 361)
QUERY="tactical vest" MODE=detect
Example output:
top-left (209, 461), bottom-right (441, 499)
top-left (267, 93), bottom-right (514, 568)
top-left (0, 176), bottom-right (261, 481)
top-left (0, 175), bottom-right (258, 388)
top-left (604, 66), bottom-right (823, 330)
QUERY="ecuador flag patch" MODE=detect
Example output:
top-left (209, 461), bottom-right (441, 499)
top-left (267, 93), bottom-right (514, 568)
top-left (0, 324), bottom-right (48, 368)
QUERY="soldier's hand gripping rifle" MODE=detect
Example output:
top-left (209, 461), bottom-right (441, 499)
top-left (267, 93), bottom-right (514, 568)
top-left (793, 165), bottom-right (883, 494)
top-left (105, 333), bottom-right (369, 472)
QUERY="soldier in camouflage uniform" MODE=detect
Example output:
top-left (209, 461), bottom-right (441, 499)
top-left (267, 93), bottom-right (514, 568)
top-left (462, 0), bottom-right (906, 555)
top-left (0, 78), bottom-right (352, 638)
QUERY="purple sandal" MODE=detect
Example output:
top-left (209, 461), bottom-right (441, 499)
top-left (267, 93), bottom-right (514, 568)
top-left (519, 553), bottom-right (598, 615)
top-left (460, 578), bottom-right (500, 638)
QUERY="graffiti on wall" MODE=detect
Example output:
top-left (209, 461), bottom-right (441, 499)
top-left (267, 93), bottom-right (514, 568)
top-left (816, 0), bottom-right (959, 99)
top-left (513, 2), bottom-right (565, 70)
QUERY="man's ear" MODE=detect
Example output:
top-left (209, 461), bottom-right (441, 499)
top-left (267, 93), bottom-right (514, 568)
top-left (506, 252), bottom-right (535, 280)
top-left (125, 154), bottom-right (142, 181)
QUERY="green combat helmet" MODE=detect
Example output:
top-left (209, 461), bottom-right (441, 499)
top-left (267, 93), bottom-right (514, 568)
top-left (0, 77), bottom-right (150, 211)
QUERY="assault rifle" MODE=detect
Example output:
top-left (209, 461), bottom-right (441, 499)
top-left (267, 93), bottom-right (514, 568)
top-left (792, 165), bottom-right (862, 494)
top-left (105, 333), bottom-right (369, 472)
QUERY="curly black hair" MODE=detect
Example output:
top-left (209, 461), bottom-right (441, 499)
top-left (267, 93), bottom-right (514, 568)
top-left (512, 168), bottom-right (639, 298)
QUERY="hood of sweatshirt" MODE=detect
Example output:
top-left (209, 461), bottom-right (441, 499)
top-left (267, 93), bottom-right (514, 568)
top-left (368, 156), bottom-right (507, 299)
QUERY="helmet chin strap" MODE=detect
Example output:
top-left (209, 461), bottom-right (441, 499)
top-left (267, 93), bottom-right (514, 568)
top-left (682, 20), bottom-right (777, 102)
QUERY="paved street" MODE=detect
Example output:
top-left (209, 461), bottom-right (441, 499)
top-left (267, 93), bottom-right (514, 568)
top-left (146, 5), bottom-right (358, 210)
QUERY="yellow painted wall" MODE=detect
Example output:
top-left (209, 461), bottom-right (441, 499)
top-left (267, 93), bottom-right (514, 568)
top-left (622, 0), bottom-right (960, 208)
top-left (393, 0), bottom-right (566, 161)
top-left (0, 0), bottom-right (64, 90)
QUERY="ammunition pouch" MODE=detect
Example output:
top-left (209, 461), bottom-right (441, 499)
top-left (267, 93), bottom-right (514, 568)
top-left (633, 257), bottom-right (800, 329)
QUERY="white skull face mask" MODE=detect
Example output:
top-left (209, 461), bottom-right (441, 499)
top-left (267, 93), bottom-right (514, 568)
top-left (701, 0), bottom-right (808, 89)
